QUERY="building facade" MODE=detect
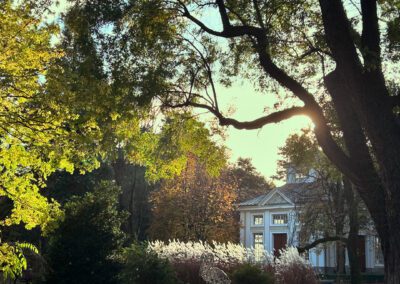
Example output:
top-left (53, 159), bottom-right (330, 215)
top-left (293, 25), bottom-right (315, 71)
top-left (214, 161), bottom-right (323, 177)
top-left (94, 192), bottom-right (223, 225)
top-left (237, 173), bottom-right (384, 273)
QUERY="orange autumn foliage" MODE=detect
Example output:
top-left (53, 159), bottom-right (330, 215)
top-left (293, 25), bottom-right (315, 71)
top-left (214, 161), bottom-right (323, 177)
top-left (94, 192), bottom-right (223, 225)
top-left (148, 154), bottom-right (238, 243)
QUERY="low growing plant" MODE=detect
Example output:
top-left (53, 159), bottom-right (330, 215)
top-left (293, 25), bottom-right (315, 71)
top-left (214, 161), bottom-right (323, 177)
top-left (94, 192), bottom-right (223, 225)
top-left (119, 243), bottom-right (179, 284)
top-left (230, 263), bottom-right (274, 284)
top-left (274, 247), bottom-right (318, 284)
top-left (171, 259), bottom-right (205, 284)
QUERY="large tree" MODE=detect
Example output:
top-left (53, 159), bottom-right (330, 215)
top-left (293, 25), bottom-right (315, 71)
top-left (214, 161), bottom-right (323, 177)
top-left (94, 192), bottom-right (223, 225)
top-left (0, 0), bottom-right (228, 278)
top-left (148, 154), bottom-right (237, 243)
top-left (61, 0), bottom-right (400, 282)
top-left (279, 130), bottom-right (373, 284)
top-left (0, 1), bottom-right (96, 277)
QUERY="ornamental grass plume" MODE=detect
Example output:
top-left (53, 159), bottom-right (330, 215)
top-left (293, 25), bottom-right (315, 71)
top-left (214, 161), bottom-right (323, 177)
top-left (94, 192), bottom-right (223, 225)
top-left (147, 239), bottom-right (273, 266)
top-left (274, 247), bottom-right (318, 284)
top-left (147, 240), bottom-right (317, 284)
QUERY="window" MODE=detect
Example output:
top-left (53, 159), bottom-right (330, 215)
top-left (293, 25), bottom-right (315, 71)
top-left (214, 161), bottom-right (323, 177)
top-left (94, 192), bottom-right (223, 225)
top-left (253, 215), bottom-right (263, 225)
top-left (253, 233), bottom-right (264, 261)
top-left (254, 233), bottom-right (264, 248)
top-left (272, 214), bottom-right (288, 225)
top-left (374, 236), bottom-right (384, 265)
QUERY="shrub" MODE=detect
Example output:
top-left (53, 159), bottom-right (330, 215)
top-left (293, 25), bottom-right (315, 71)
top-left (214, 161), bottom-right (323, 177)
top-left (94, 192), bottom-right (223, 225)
top-left (119, 243), bottom-right (179, 284)
top-left (45, 181), bottom-right (127, 284)
top-left (171, 259), bottom-right (205, 284)
top-left (231, 263), bottom-right (274, 284)
top-left (274, 247), bottom-right (318, 284)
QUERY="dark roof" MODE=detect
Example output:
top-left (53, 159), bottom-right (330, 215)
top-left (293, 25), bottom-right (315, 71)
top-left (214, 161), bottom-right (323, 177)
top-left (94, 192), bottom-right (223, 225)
top-left (238, 193), bottom-right (269, 206)
top-left (238, 181), bottom-right (320, 207)
top-left (278, 182), bottom-right (320, 202)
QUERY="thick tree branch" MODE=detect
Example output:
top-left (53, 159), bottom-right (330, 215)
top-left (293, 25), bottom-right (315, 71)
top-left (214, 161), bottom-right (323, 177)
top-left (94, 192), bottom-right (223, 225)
top-left (361, 0), bottom-right (381, 67)
top-left (215, 0), bottom-right (230, 30)
top-left (180, 0), bottom-right (322, 114)
top-left (178, 0), bottom-right (263, 38)
top-left (324, 71), bottom-right (385, 216)
top-left (256, 48), bottom-right (317, 108)
top-left (318, 0), bottom-right (362, 69)
top-left (254, 45), bottom-right (359, 181)
top-left (166, 100), bottom-right (308, 130)
top-left (297, 236), bottom-right (348, 254)
top-left (213, 106), bottom-right (308, 129)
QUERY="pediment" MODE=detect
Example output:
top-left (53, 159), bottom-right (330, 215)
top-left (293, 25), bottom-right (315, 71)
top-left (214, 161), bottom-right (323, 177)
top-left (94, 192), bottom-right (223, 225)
top-left (262, 191), bottom-right (292, 206)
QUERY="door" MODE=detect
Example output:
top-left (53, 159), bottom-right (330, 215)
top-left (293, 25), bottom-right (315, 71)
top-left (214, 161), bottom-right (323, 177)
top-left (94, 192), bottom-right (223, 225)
top-left (358, 235), bottom-right (366, 272)
top-left (273, 233), bottom-right (287, 258)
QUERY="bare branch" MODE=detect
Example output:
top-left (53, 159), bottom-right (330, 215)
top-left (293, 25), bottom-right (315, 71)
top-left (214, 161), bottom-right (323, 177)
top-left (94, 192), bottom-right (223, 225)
top-left (297, 236), bottom-right (348, 253)
top-left (177, 0), bottom-right (263, 38)
top-left (165, 99), bottom-right (308, 130)
top-left (180, 37), bottom-right (220, 111)
top-left (252, 0), bottom-right (266, 30)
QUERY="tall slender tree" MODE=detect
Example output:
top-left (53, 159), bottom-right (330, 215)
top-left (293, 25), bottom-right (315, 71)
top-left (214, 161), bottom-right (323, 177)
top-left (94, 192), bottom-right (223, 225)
top-left (279, 130), bottom-right (370, 284)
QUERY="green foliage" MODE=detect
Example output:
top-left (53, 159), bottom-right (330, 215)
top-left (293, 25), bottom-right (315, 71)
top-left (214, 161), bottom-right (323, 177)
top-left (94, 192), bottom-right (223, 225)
top-left (231, 157), bottom-right (273, 202)
top-left (46, 164), bottom-right (115, 204)
top-left (0, 0), bottom-right (92, 277)
top-left (0, 0), bottom-right (64, 232)
top-left (48, 0), bottom-right (227, 183)
top-left (45, 181), bottom-right (127, 284)
top-left (381, 0), bottom-right (400, 60)
top-left (119, 243), bottom-right (179, 284)
top-left (0, 242), bottom-right (38, 280)
top-left (230, 263), bottom-right (274, 284)
top-left (133, 113), bottom-right (227, 182)
top-left (277, 128), bottom-right (340, 181)
top-left (47, 159), bottom-right (152, 241)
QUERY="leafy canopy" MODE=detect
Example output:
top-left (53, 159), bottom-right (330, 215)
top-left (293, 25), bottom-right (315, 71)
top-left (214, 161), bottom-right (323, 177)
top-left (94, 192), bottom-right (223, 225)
top-left (0, 0), bottom-right (229, 277)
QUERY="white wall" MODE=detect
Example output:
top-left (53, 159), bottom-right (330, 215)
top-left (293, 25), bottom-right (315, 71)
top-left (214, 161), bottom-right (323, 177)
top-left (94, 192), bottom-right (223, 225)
top-left (240, 207), bottom-right (294, 252)
top-left (309, 247), bottom-right (326, 268)
top-left (239, 208), bottom-right (384, 271)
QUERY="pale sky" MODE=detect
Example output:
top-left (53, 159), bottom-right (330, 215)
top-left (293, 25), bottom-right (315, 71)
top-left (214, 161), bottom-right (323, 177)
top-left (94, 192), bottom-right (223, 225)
top-left (211, 83), bottom-right (312, 184)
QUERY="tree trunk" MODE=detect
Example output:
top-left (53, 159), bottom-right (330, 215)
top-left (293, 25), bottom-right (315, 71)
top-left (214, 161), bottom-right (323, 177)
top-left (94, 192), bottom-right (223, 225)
top-left (380, 201), bottom-right (400, 284)
top-left (383, 233), bottom-right (400, 284)
top-left (336, 241), bottom-right (346, 274)
top-left (343, 177), bottom-right (361, 284)
top-left (318, 2), bottom-right (400, 282)
top-left (332, 181), bottom-right (346, 276)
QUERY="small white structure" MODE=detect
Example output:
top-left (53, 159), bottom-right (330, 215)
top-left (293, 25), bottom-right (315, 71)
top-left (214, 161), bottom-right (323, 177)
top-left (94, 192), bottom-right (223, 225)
top-left (237, 169), bottom-right (384, 273)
